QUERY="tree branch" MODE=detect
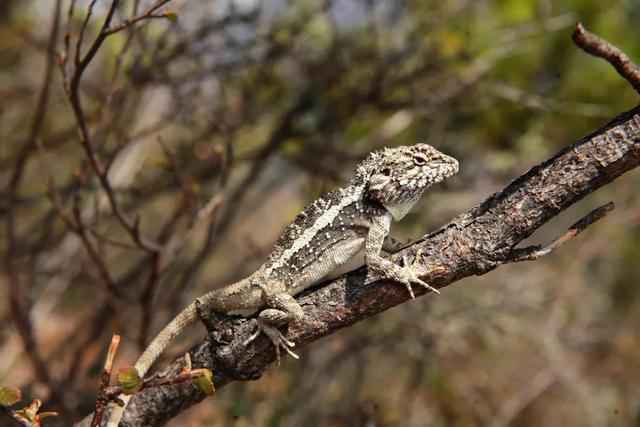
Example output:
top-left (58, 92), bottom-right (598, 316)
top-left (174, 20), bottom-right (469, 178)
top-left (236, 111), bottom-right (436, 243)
top-left (103, 0), bottom-right (173, 36)
top-left (573, 23), bottom-right (640, 95)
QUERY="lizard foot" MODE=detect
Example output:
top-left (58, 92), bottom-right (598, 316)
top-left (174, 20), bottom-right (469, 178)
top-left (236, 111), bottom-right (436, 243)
top-left (243, 320), bottom-right (299, 365)
top-left (396, 249), bottom-right (440, 299)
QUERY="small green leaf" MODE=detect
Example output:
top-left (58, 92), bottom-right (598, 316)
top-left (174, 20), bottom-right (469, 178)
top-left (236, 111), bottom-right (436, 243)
top-left (15, 399), bottom-right (41, 422)
top-left (117, 367), bottom-right (142, 395)
top-left (0, 386), bottom-right (21, 406)
top-left (164, 12), bottom-right (178, 23)
top-left (193, 369), bottom-right (215, 396)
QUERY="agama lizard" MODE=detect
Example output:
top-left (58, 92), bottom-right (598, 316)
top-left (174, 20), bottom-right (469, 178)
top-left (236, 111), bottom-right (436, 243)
top-left (109, 143), bottom-right (458, 426)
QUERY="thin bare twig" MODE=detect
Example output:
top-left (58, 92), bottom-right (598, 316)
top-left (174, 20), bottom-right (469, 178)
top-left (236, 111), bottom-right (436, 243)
top-left (71, 0), bottom-right (119, 86)
top-left (88, 229), bottom-right (139, 251)
top-left (91, 334), bottom-right (121, 427)
top-left (104, 0), bottom-right (174, 36)
top-left (573, 22), bottom-right (640, 95)
top-left (2, 399), bottom-right (59, 427)
top-left (70, 197), bottom-right (124, 299)
top-left (37, 143), bottom-right (128, 301)
top-left (62, 0), bottom-right (163, 255)
top-left (506, 202), bottom-right (615, 262)
top-left (75, 0), bottom-right (100, 68)
top-left (39, 145), bottom-right (124, 301)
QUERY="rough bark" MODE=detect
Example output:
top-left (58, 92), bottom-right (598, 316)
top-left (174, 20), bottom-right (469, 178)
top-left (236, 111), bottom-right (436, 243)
top-left (84, 104), bottom-right (640, 426)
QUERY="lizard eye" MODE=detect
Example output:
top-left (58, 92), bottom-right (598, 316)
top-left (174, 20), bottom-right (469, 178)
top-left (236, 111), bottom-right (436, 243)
top-left (413, 155), bottom-right (428, 166)
top-left (381, 167), bottom-right (392, 176)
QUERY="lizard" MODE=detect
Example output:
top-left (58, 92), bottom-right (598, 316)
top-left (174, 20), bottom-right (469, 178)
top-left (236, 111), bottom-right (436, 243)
top-left (108, 143), bottom-right (458, 426)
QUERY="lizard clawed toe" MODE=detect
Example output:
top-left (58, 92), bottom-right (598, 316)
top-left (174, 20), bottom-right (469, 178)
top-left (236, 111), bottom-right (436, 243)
top-left (398, 251), bottom-right (440, 298)
top-left (243, 320), bottom-right (299, 365)
top-left (396, 267), bottom-right (440, 298)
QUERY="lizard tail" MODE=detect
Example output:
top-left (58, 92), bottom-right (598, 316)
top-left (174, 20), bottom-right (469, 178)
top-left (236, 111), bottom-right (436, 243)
top-left (133, 301), bottom-right (198, 378)
top-left (107, 288), bottom-right (224, 426)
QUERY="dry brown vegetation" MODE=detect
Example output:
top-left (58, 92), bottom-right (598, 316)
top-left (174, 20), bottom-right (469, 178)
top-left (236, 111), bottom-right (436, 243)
top-left (2, 1), bottom-right (640, 426)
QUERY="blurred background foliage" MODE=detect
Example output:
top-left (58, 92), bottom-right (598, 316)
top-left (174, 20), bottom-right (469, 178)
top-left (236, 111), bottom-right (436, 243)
top-left (1, 0), bottom-right (640, 426)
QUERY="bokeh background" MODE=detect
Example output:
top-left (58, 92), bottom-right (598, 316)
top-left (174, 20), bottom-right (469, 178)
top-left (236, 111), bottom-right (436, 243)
top-left (2, 1), bottom-right (640, 426)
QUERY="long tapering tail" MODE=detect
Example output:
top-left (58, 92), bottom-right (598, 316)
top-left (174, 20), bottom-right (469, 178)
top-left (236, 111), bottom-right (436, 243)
top-left (134, 301), bottom-right (198, 377)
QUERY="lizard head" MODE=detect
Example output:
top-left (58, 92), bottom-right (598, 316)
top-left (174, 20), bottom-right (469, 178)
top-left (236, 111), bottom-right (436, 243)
top-left (365, 143), bottom-right (459, 221)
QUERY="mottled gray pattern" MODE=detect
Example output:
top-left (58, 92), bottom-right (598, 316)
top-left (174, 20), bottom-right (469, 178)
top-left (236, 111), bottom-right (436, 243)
top-left (268, 194), bottom-right (386, 284)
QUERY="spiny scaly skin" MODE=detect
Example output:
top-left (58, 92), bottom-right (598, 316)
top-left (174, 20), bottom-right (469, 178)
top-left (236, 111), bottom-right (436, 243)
top-left (112, 143), bottom-right (458, 427)
top-left (264, 190), bottom-right (385, 289)
top-left (365, 144), bottom-right (459, 207)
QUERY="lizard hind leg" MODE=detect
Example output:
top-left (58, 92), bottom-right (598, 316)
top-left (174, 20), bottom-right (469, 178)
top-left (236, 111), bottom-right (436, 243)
top-left (243, 308), bottom-right (299, 364)
top-left (243, 290), bottom-right (304, 364)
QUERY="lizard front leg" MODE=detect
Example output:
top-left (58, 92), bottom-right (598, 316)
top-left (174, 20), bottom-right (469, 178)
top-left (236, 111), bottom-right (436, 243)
top-left (244, 281), bottom-right (304, 363)
top-left (365, 213), bottom-right (440, 298)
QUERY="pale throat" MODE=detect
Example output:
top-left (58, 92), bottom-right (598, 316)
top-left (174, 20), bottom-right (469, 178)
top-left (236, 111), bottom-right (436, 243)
top-left (384, 197), bottom-right (422, 221)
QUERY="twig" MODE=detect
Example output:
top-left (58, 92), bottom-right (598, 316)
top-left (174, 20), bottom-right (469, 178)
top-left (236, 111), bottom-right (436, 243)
top-left (506, 202), bottom-right (615, 262)
top-left (37, 143), bottom-right (127, 300)
top-left (88, 229), bottom-right (139, 250)
top-left (61, 0), bottom-right (163, 255)
top-left (91, 334), bottom-right (121, 427)
top-left (75, 0), bottom-right (100, 68)
top-left (59, 0), bottom-right (76, 92)
top-left (103, 367), bottom-right (211, 400)
top-left (573, 22), bottom-right (640, 95)
top-left (70, 197), bottom-right (124, 299)
top-left (71, 0), bottom-right (119, 87)
top-left (93, 1), bottom-right (175, 140)
top-left (2, 399), bottom-right (59, 427)
top-left (104, 0), bottom-right (174, 37)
